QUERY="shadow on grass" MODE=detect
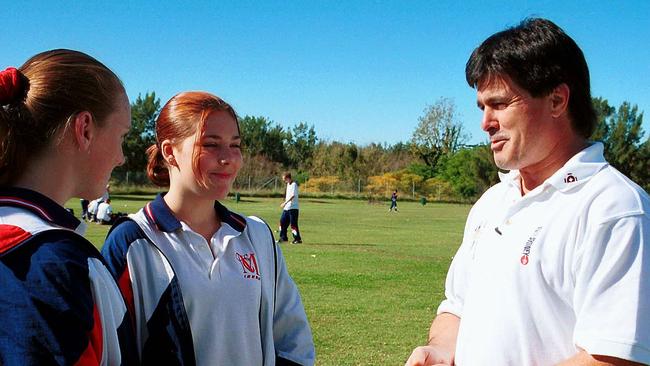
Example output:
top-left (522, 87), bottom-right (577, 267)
top-left (304, 242), bottom-right (377, 247)
top-left (304, 199), bottom-right (335, 204)
top-left (231, 198), bottom-right (261, 203)
top-left (111, 195), bottom-right (154, 202)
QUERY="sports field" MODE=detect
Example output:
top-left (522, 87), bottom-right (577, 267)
top-left (67, 195), bottom-right (470, 365)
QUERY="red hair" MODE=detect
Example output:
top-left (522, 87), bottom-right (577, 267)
top-left (147, 91), bottom-right (238, 187)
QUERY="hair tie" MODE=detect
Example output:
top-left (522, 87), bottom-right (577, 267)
top-left (0, 67), bottom-right (25, 105)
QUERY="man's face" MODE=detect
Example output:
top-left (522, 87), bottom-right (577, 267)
top-left (476, 75), bottom-right (559, 172)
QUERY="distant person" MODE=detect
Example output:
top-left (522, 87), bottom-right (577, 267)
top-left (0, 50), bottom-right (136, 365)
top-left (87, 197), bottom-right (100, 222)
top-left (405, 18), bottom-right (650, 366)
top-left (278, 172), bottom-right (302, 244)
top-left (389, 190), bottom-right (398, 212)
top-left (99, 183), bottom-right (111, 203)
top-left (96, 198), bottom-right (114, 224)
top-left (87, 184), bottom-right (111, 222)
top-left (101, 91), bottom-right (315, 365)
top-left (80, 198), bottom-right (90, 220)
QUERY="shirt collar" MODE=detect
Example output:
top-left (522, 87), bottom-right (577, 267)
top-left (0, 187), bottom-right (82, 231)
top-left (499, 142), bottom-right (609, 194)
top-left (143, 193), bottom-right (247, 233)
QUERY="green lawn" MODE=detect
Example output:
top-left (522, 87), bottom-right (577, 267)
top-left (66, 196), bottom-right (470, 365)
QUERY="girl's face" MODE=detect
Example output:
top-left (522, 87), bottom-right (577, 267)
top-left (171, 110), bottom-right (242, 200)
top-left (85, 92), bottom-right (131, 198)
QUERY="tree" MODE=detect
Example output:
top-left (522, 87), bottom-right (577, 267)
top-left (591, 98), bottom-right (649, 190)
top-left (117, 92), bottom-right (160, 174)
top-left (591, 99), bottom-right (647, 183)
top-left (438, 145), bottom-right (498, 199)
top-left (603, 102), bottom-right (645, 178)
top-left (590, 97), bottom-right (615, 143)
top-left (238, 115), bottom-right (288, 165)
top-left (285, 122), bottom-right (317, 169)
top-left (410, 98), bottom-right (468, 173)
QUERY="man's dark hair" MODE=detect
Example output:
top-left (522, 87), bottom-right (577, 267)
top-left (466, 18), bottom-right (596, 138)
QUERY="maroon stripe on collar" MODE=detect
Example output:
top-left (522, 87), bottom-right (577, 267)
top-left (0, 196), bottom-right (53, 221)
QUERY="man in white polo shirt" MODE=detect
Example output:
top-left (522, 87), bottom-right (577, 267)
top-left (405, 18), bottom-right (650, 366)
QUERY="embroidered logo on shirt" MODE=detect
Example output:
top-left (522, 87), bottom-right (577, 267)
top-left (236, 252), bottom-right (261, 280)
top-left (564, 173), bottom-right (577, 183)
top-left (520, 226), bottom-right (543, 265)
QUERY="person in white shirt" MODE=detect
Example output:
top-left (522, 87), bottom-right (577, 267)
top-left (96, 198), bottom-right (114, 224)
top-left (405, 18), bottom-right (650, 366)
top-left (101, 91), bottom-right (314, 365)
top-left (87, 197), bottom-right (101, 222)
top-left (278, 172), bottom-right (302, 244)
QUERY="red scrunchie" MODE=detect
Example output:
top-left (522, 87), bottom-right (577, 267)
top-left (0, 67), bottom-right (24, 104)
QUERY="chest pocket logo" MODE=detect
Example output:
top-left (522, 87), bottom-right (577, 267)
top-left (236, 252), bottom-right (261, 280)
top-left (520, 226), bottom-right (543, 265)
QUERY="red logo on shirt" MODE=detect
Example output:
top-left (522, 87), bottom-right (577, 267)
top-left (520, 226), bottom-right (543, 266)
top-left (564, 173), bottom-right (577, 183)
top-left (236, 252), bottom-right (261, 280)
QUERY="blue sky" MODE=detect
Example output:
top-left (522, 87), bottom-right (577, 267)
top-left (4, 1), bottom-right (649, 145)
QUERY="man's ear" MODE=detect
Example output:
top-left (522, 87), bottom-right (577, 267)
top-left (550, 83), bottom-right (570, 118)
top-left (160, 139), bottom-right (177, 167)
top-left (72, 111), bottom-right (95, 151)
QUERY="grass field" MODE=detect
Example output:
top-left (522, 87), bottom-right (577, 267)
top-left (66, 195), bottom-right (470, 365)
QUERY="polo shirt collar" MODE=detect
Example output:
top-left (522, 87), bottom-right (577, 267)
top-left (0, 187), bottom-right (82, 231)
top-left (144, 193), bottom-right (247, 233)
top-left (499, 142), bottom-right (609, 194)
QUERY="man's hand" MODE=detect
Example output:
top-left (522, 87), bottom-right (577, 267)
top-left (280, 201), bottom-right (285, 208)
top-left (405, 345), bottom-right (453, 366)
top-left (405, 313), bottom-right (459, 366)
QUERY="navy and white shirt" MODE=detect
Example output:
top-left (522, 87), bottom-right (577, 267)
top-left (0, 187), bottom-right (136, 366)
top-left (101, 194), bottom-right (315, 366)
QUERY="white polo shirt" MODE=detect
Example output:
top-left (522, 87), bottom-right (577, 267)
top-left (101, 195), bottom-right (315, 365)
top-left (438, 142), bottom-right (650, 365)
top-left (284, 181), bottom-right (299, 211)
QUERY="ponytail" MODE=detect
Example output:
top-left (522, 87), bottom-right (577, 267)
top-left (0, 67), bottom-right (33, 185)
top-left (146, 144), bottom-right (170, 187)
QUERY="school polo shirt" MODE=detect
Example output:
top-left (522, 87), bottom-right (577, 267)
top-left (284, 182), bottom-right (299, 211)
top-left (438, 143), bottom-right (650, 365)
top-left (101, 194), bottom-right (315, 366)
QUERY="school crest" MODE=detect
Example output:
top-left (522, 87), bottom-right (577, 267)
top-left (236, 252), bottom-right (261, 280)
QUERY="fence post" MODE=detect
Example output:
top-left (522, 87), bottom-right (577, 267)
top-left (126, 171), bottom-right (129, 185)
top-left (358, 178), bottom-right (361, 193)
top-left (412, 181), bottom-right (415, 198)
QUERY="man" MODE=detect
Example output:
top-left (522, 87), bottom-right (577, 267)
top-left (278, 172), bottom-right (302, 244)
top-left (389, 190), bottom-right (398, 212)
top-left (405, 18), bottom-right (649, 366)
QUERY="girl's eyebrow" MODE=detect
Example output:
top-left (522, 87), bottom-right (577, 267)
top-left (203, 134), bottom-right (241, 140)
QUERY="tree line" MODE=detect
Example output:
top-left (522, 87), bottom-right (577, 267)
top-left (114, 92), bottom-right (649, 201)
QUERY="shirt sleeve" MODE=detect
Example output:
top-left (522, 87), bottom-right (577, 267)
top-left (272, 244), bottom-right (316, 365)
top-left (0, 237), bottom-right (100, 366)
top-left (101, 220), bottom-right (139, 324)
top-left (436, 204), bottom-right (484, 318)
top-left (572, 214), bottom-right (650, 364)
